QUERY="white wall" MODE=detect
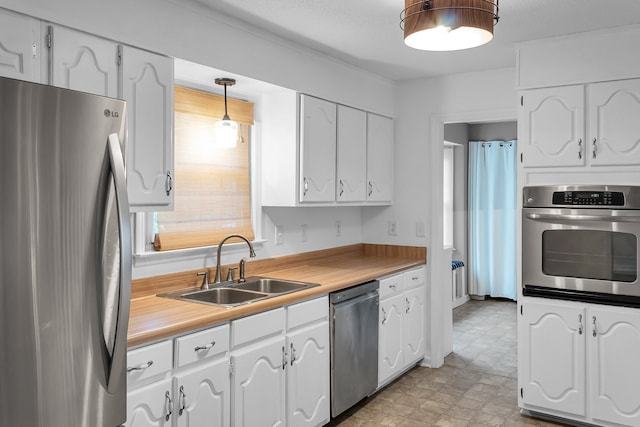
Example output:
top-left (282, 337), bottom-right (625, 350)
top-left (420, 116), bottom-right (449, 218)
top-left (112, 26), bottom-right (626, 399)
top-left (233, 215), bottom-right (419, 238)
top-left (468, 121), bottom-right (517, 141)
top-left (362, 68), bottom-right (517, 246)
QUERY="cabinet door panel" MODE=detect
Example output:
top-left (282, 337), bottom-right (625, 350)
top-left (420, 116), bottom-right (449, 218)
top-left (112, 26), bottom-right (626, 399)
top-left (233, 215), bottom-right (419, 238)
top-left (589, 307), bottom-right (640, 426)
top-left (299, 95), bottom-right (336, 202)
top-left (175, 359), bottom-right (230, 427)
top-left (287, 322), bottom-right (330, 427)
top-left (403, 287), bottom-right (425, 365)
top-left (336, 105), bottom-right (366, 202)
top-left (0, 10), bottom-right (40, 82)
top-left (120, 46), bottom-right (174, 211)
top-left (49, 25), bottom-right (118, 97)
top-left (232, 337), bottom-right (286, 427)
top-left (589, 79), bottom-right (640, 166)
top-left (126, 378), bottom-right (173, 427)
top-left (520, 86), bottom-right (585, 167)
top-left (378, 294), bottom-right (404, 386)
top-left (366, 113), bottom-right (393, 202)
top-left (520, 301), bottom-right (586, 417)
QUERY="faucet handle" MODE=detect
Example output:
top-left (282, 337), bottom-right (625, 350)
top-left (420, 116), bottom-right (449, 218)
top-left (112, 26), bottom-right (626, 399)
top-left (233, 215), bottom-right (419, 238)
top-left (197, 271), bottom-right (210, 290)
top-left (226, 267), bottom-right (237, 282)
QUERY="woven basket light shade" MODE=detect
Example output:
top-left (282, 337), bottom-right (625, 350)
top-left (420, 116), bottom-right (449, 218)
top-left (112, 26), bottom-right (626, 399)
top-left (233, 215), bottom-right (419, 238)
top-left (402, 0), bottom-right (499, 51)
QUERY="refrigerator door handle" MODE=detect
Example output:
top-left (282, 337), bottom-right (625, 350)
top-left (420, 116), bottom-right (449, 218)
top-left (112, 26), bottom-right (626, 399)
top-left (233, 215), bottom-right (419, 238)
top-left (106, 133), bottom-right (132, 393)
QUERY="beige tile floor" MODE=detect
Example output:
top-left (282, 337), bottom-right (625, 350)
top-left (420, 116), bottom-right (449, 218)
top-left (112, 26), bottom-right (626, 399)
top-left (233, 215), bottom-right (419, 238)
top-left (328, 299), bottom-right (567, 427)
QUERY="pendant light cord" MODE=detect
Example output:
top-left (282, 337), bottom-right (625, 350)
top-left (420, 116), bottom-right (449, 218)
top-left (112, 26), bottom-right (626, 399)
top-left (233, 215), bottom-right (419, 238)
top-left (223, 83), bottom-right (230, 120)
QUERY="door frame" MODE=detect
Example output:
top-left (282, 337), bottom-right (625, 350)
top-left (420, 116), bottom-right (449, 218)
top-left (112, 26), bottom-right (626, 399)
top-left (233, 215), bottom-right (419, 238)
top-left (427, 108), bottom-right (516, 367)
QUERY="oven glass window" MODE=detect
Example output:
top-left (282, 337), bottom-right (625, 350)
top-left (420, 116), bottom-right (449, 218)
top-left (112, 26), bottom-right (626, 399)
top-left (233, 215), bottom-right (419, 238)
top-left (542, 230), bottom-right (637, 282)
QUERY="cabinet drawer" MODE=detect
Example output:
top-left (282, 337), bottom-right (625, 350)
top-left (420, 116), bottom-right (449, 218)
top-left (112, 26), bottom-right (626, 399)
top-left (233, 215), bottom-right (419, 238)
top-left (175, 323), bottom-right (230, 368)
top-left (404, 267), bottom-right (425, 290)
top-left (232, 307), bottom-right (285, 348)
top-left (127, 340), bottom-right (173, 385)
top-left (287, 296), bottom-right (328, 329)
top-left (379, 274), bottom-right (403, 299)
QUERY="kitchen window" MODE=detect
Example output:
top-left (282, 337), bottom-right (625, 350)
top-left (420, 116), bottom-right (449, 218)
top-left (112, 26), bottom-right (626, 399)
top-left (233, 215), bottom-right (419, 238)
top-left (152, 85), bottom-right (255, 251)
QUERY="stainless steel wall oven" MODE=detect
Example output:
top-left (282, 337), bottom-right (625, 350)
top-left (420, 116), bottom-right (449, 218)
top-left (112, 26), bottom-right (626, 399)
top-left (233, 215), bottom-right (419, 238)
top-left (522, 185), bottom-right (640, 306)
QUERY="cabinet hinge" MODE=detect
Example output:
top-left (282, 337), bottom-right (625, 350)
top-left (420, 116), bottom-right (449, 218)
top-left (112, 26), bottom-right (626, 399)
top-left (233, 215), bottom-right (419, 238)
top-left (229, 359), bottom-right (233, 376)
top-left (520, 387), bottom-right (524, 398)
top-left (32, 43), bottom-right (37, 57)
top-left (46, 28), bottom-right (52, 49)
top-left (520, 95), bottom-right (523, 106)
top-left (117, 45), bottom-right (122, 67)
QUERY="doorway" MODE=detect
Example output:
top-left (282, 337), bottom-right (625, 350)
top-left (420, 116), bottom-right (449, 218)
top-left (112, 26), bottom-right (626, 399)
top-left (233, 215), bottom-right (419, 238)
top-left (428, 110), bottom-right (517, 366)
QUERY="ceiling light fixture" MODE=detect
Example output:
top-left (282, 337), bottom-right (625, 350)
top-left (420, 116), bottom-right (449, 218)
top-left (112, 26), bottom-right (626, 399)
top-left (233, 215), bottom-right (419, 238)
top-left (401, 0), bottom-right (499, 51)
top-left (214, 77), bottom-right (238, 148)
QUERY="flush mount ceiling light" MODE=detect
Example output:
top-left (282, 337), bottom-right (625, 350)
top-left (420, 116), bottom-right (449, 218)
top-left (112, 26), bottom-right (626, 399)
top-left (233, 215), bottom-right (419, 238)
top-left (401, 0), bottom-right (499, 51)
top-left (214, 77), bottom-right (238, 148)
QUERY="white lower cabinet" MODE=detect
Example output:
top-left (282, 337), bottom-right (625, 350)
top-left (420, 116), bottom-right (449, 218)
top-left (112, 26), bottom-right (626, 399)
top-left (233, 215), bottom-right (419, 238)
top-left (126, 340), bottom-right (175, 427)
top-left (124, 295), bottom-right (330, 427)
top-left (173, 358), bottom-right (230, 427)
top-left (379, 293), bottom-right (404, 383)
top-left (127, 377), bottom-right (174, 427)
top-left (286, 298), bottom-right (330, 427)
top-left (125, 325), bottom-right (230, 427)
top-left (519, 298), bottom-right (640, 426)
top-left (378, 267), bottom-right (426, 388)
top-left (232, 336), bottom-right (287, 426)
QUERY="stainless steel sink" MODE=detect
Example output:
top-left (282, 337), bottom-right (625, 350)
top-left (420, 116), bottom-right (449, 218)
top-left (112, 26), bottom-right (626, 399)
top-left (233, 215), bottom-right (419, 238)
top-left (232, 277), bottom-right (319, 295)
top-left (157, 277), bottom-right (319, 308)
top-left (159, 287), bottom-right (268, 307)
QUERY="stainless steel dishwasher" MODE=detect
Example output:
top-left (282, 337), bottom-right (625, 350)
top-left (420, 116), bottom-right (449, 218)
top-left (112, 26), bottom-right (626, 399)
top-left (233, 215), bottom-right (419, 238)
top-left (330, 280), bottom-right (379, 418)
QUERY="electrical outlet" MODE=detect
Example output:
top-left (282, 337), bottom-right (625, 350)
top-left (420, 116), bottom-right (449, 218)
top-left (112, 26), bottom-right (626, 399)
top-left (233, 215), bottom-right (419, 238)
top-left (301, 224), bottom-right (308, 242)
top-left (335, 220), bottom-right (342, 237)
top-left (275, 225), bottom-right (284, 245)
top-left (388, 220), bottom-right (397, 236)
top-left (416, 221), bottom-right (425, 237)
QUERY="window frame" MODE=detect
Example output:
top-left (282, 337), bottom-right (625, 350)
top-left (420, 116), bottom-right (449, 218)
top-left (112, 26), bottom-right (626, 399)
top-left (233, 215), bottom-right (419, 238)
top-left (132, 93), bottom-right (264, 268)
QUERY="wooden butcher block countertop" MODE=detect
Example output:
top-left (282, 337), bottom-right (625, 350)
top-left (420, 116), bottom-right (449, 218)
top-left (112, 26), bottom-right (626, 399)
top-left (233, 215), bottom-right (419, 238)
top-left (128, 244), bottom-right (426, 348)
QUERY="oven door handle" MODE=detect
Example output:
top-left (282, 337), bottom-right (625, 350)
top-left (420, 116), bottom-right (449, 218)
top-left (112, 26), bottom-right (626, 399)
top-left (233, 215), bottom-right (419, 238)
top-left (524, 212), bottom-right (640, 223)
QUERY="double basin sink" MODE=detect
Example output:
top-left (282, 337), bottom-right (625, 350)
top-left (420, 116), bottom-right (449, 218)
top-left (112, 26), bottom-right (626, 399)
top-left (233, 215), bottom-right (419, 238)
top-left (159, 277), bottom-right (320, 308)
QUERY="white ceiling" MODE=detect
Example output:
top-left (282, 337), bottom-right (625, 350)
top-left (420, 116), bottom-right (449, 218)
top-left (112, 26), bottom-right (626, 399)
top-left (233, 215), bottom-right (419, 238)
top-left (180, 0), bottom-right (640, 81)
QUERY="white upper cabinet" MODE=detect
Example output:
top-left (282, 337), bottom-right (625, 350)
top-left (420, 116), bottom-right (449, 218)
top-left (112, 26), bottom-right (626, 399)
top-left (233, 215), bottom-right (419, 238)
top-left (48, 25), bottom-right (119, 97)
top-left (120, 45), bottom-right (174, 211)
top-left (336, 105), bottom-right (367, 202)
top-left (519, 85), bottom-right (585, 168)
top-left (299, 94), bottom-right (337, 203)
top-left (588, 79), bottom-right (640, 166)
top-left (366, 113), bottom-right (394, 202)
top-left (0, 9), bottom-right (40, 82)
top-left (520, 79), bottom-right (640, 170)
top-left (261, 91), bottom-right (394, 207)
top-left (46, 24), bottom-right (174, 211)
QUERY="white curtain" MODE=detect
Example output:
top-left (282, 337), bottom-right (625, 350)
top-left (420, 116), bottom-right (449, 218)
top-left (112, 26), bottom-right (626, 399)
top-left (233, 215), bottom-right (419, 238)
top-left (468, 140), bottom-right (517, 300)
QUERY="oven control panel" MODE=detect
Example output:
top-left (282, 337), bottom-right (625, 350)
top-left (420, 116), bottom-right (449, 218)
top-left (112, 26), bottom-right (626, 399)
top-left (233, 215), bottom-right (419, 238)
top-left (552, 191), bottom-right (625, 206)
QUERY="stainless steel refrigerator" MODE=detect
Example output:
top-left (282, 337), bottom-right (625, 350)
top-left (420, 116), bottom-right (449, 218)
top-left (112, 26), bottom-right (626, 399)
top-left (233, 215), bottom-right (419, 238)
top-left (0, 76), bottom-right (131, 427)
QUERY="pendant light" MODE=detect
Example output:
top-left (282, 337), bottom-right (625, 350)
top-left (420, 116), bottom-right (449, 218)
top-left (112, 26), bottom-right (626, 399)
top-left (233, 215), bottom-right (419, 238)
top-left (401, 0), bottom-right (499, 51)
top-left (214, 77), bottom-right (238, 148)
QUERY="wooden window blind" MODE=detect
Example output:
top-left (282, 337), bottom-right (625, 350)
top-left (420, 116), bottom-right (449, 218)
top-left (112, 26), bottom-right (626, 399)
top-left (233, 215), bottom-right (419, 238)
top-left (153, 86), bottom-right (255, 251)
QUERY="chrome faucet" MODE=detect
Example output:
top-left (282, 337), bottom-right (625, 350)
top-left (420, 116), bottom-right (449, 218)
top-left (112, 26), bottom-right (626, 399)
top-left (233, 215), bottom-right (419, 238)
top-left (214, 234), bottom-right (256, 284)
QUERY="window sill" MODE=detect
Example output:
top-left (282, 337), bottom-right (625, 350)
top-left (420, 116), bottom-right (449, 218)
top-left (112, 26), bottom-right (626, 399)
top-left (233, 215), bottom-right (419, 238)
top-left (133, 239), bottom-right (267, 269)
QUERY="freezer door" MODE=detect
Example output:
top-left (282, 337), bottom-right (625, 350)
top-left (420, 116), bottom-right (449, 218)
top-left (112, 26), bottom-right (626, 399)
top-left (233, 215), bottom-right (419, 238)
top-left (0, 77), bottom-right (130, 427)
